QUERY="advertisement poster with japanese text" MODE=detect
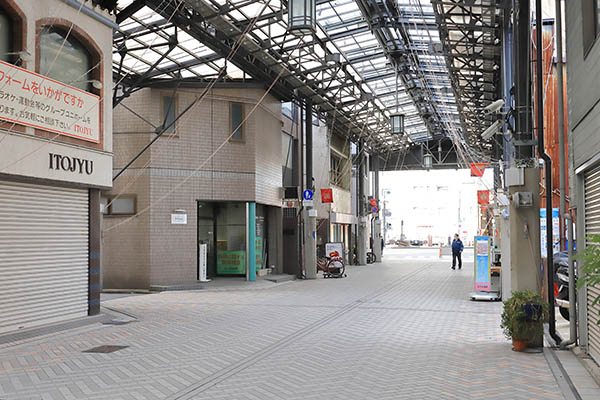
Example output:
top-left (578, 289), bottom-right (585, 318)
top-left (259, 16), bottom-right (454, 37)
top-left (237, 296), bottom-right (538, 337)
top-left (474, 236), bottom-right (491, 291)
top-left (0, 61), bottom-right (100, 143)
top-left (540, 208), bottom-right (560, 256)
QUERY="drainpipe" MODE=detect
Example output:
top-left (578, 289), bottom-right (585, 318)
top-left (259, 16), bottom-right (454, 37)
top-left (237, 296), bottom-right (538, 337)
top-left (556, 0), bottom-right (567, 251)
top-left (560, 213), bottom-right (577, 348)
top-left (536, 0), bottom-right (561, 345)
top-left (555, 0), bottom-right (576, 350)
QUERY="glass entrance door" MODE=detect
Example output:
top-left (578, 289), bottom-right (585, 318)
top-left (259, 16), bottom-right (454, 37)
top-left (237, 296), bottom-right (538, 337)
top-left (198, 202), bottom-right (216, 278)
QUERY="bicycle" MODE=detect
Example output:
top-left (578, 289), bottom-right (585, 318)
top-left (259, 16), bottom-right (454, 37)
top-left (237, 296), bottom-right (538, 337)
top-left (366, 251), bottom-right (376, 264)
top-left (317, 251), bottom-right (346, 278)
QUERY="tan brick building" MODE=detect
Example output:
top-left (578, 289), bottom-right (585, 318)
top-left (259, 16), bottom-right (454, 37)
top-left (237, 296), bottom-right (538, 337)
top-left (103, 87), bottom-right (283, 289)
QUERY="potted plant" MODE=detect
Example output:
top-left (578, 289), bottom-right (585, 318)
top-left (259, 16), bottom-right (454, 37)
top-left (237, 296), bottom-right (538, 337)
top-left (577, 235), bottom-right (600, 325)
top-left (500, 290), bottom-right (548, 351)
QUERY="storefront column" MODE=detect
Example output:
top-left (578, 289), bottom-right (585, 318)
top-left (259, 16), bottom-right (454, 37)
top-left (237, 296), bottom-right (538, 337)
top-left (89, 189), bottom-right (101, 315)
top-left (248, 202), bottom-right (256, 281)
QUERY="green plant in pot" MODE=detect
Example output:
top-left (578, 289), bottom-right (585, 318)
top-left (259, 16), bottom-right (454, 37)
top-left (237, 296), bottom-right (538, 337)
top-left (500, 290), bottom-right (548, 351)
top-left (576, 235), bottom-right (600, 325)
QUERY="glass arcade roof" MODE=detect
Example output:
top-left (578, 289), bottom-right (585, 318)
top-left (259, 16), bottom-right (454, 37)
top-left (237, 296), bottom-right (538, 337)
top-left (113, 0), bottom-right (501, 158)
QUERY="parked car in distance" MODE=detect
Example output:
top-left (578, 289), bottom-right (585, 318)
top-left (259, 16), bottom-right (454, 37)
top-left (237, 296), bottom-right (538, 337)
top-left (410, 239), bottom-right (423, 246)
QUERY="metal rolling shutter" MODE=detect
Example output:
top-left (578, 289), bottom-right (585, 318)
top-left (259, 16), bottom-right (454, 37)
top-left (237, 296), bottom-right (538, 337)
top-left (584, 164), bottom-right (600, 362)
top-left (0, 180), bottom-right (89, 334)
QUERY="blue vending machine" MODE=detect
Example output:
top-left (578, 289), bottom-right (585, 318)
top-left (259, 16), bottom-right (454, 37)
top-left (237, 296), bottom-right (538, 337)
top-left (470, 236), bottom-right (501, 301)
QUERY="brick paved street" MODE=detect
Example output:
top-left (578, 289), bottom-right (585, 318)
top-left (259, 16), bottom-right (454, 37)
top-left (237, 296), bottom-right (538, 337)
top-left (0, 248), bottom-right (577, 399)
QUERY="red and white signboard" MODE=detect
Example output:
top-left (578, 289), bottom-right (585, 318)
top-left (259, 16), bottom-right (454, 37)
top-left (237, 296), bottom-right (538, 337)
top-left (320, 188), bottom-right (333, 203)
top-left (470, 162), bottom-right (488, 177)
top-left (477, 190), bottom-right (490, 205)
top-left (0, 60), bottom-right (100, 143)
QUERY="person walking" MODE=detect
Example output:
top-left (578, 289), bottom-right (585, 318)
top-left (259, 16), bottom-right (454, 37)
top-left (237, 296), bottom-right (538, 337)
top-left (451, 233), bottom-right (464, 270)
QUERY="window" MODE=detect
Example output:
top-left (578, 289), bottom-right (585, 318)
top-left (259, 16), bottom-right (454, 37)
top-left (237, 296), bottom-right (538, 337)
top-left (230, 102), bottom-right (244, 140)
top-left (282, 132), bottom-right (294, 185)
top-left (582, 0), bottom-right (600, 56)
top-left (39, 26), bottom-right (92, 91)
top-left (161, 95), bottom-right (177, 134)
top-left (282, 102), bottom-right (296, 120)
top-left (0, 8), bottom-right (13, 63)
top-left (101, 195), bottom-right (136, 216)
top-left (330, 152), bottom-right (350, 189)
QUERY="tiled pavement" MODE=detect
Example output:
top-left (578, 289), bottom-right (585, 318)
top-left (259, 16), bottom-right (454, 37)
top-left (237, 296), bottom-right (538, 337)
top-left (0, 248), bottom-right (595, 399)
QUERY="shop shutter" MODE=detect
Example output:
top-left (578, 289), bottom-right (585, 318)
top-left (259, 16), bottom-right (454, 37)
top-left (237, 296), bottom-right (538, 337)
top-left (584, 164), bottom-right (600, 362)
top-left (0, 180), bottom-right (89, 334)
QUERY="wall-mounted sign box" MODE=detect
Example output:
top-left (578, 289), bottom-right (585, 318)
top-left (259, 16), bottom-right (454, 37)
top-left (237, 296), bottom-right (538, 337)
top-left (171, 213), bottom-right (187, 224)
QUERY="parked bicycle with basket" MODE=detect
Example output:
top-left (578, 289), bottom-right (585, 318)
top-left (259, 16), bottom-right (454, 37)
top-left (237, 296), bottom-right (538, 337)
top-left (317, 242), bottom-right (347, 278)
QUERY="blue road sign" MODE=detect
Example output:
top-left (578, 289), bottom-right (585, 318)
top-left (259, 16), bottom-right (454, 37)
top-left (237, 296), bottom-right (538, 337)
top-left (371, 206), bottom-right (379, 213)
top-left (303, 189), bottom-right (313, 200)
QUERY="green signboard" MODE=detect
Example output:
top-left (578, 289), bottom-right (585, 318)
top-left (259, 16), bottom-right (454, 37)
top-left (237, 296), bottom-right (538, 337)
top-left (217, 250), bottom-right (246, 275)
top-left (256, 236), bottom-right (263, 269)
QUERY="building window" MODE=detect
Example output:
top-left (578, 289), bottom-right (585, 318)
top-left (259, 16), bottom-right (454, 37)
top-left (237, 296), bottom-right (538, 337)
top-left (282, 132), bottom-right (294, 186)
top-left (101, 195), bottom-right (136, 216)
top-left (282, 102), bottom-right (295, 119)
top-left (330, 152), bottom-right (350, 190)
top-left (582, 0), bottom-right (600, 56)
top-left (161, 95), bottom-right (177, 134)
top-left (0, 8), bottom-right (13, 63)
top-left (230, 102), bottom-right (244, 141)
top-left (39, 26), bottom-right (92, 91)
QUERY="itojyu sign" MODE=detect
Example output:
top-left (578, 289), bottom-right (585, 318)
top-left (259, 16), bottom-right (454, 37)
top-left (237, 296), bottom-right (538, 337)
top-left (0, 61), bottom-right (100, 143)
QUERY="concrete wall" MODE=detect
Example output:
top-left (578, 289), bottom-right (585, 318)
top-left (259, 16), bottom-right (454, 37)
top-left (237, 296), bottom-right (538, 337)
top-left (566, 0), bottom-right (600, 176)
top-left (313, 124), bottom-right (331, 219)
top-left (566, 0), bottom-right (600, 354)
top-left (104, 87), bottom-right (282, 287)
top-left (507, 168), bottom-right (542, 294)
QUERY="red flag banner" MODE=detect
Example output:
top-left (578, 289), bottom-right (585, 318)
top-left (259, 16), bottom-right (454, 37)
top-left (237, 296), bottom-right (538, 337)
top-left (321, 188), bottom-right (333, 203)
top-left (470, 163), bottom-right (488, 177)
top-left (477, 190), bottom-right (490, 205)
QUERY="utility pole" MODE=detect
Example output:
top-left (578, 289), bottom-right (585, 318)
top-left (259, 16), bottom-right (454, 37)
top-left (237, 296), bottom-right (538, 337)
top-left (304, 98), bottom-right (317, 279)
top-left (357, 140), bottom-right (367, 265)
top-left (383, 198), bottom-right (387, 243)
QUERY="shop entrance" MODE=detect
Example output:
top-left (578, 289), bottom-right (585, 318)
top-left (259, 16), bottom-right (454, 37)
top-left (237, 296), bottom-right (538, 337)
top-left (197, 202), bottom-right (216, 278)
top-left (197, 201), bottom-right (248, 277)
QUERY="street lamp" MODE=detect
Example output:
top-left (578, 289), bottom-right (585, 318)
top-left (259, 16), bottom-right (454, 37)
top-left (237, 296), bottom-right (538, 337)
top-left (390, 113), bottom-right (404, 135)
top-left (288, 0), bottom-right (316, 36)
top-left (424, 153), bottom-right (433, 170)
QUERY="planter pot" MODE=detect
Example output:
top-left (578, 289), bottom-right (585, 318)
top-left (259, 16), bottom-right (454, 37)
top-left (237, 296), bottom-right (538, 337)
top-left (512, 339), bottom-right (528, 352)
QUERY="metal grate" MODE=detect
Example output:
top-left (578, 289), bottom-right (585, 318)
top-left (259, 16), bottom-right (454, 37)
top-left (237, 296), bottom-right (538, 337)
top-left (83, 345), bottom-right (129, 354)
top-left (283, 208), bottom-right (297, 218)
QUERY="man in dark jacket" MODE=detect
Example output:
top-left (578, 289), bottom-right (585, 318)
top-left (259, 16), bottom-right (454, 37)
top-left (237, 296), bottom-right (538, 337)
top-left (451, 234), bottom-right (464, 270)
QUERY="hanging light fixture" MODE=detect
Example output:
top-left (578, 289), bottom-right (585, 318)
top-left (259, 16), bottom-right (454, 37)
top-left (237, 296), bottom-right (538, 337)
top-left (288, 0), bottom-right (316, 36)
top-left (424, 153), bottom-right (433, 170)
top-left (390, 69), bottom-right (405, 135)
top-left (390, 113), bottom-right (404, 135)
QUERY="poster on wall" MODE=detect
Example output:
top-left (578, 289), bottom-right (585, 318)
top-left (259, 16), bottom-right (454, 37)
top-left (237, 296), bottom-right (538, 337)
top-left (217, 251), bottom-right (246, 275)
top-left (256, 236), bottom-right (264, 269)
top-left (474, 236), bottom-right (491, 291)
top-left (540, 208), bottom-right (560, 256)
top-left (0, 61), bottom-right (100, 143)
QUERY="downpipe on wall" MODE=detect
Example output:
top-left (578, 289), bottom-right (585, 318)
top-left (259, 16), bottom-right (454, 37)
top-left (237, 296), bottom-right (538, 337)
top-left (560, 213), bottom-right (577, 348)
top-left (535, 0), bottom-right (561, 345)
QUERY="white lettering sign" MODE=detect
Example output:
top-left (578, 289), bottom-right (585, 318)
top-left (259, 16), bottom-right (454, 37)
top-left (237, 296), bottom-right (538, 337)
top-left (171, 213), bottom-right (187, 224)
top-left (0, 61), bottom-right (100, 143)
